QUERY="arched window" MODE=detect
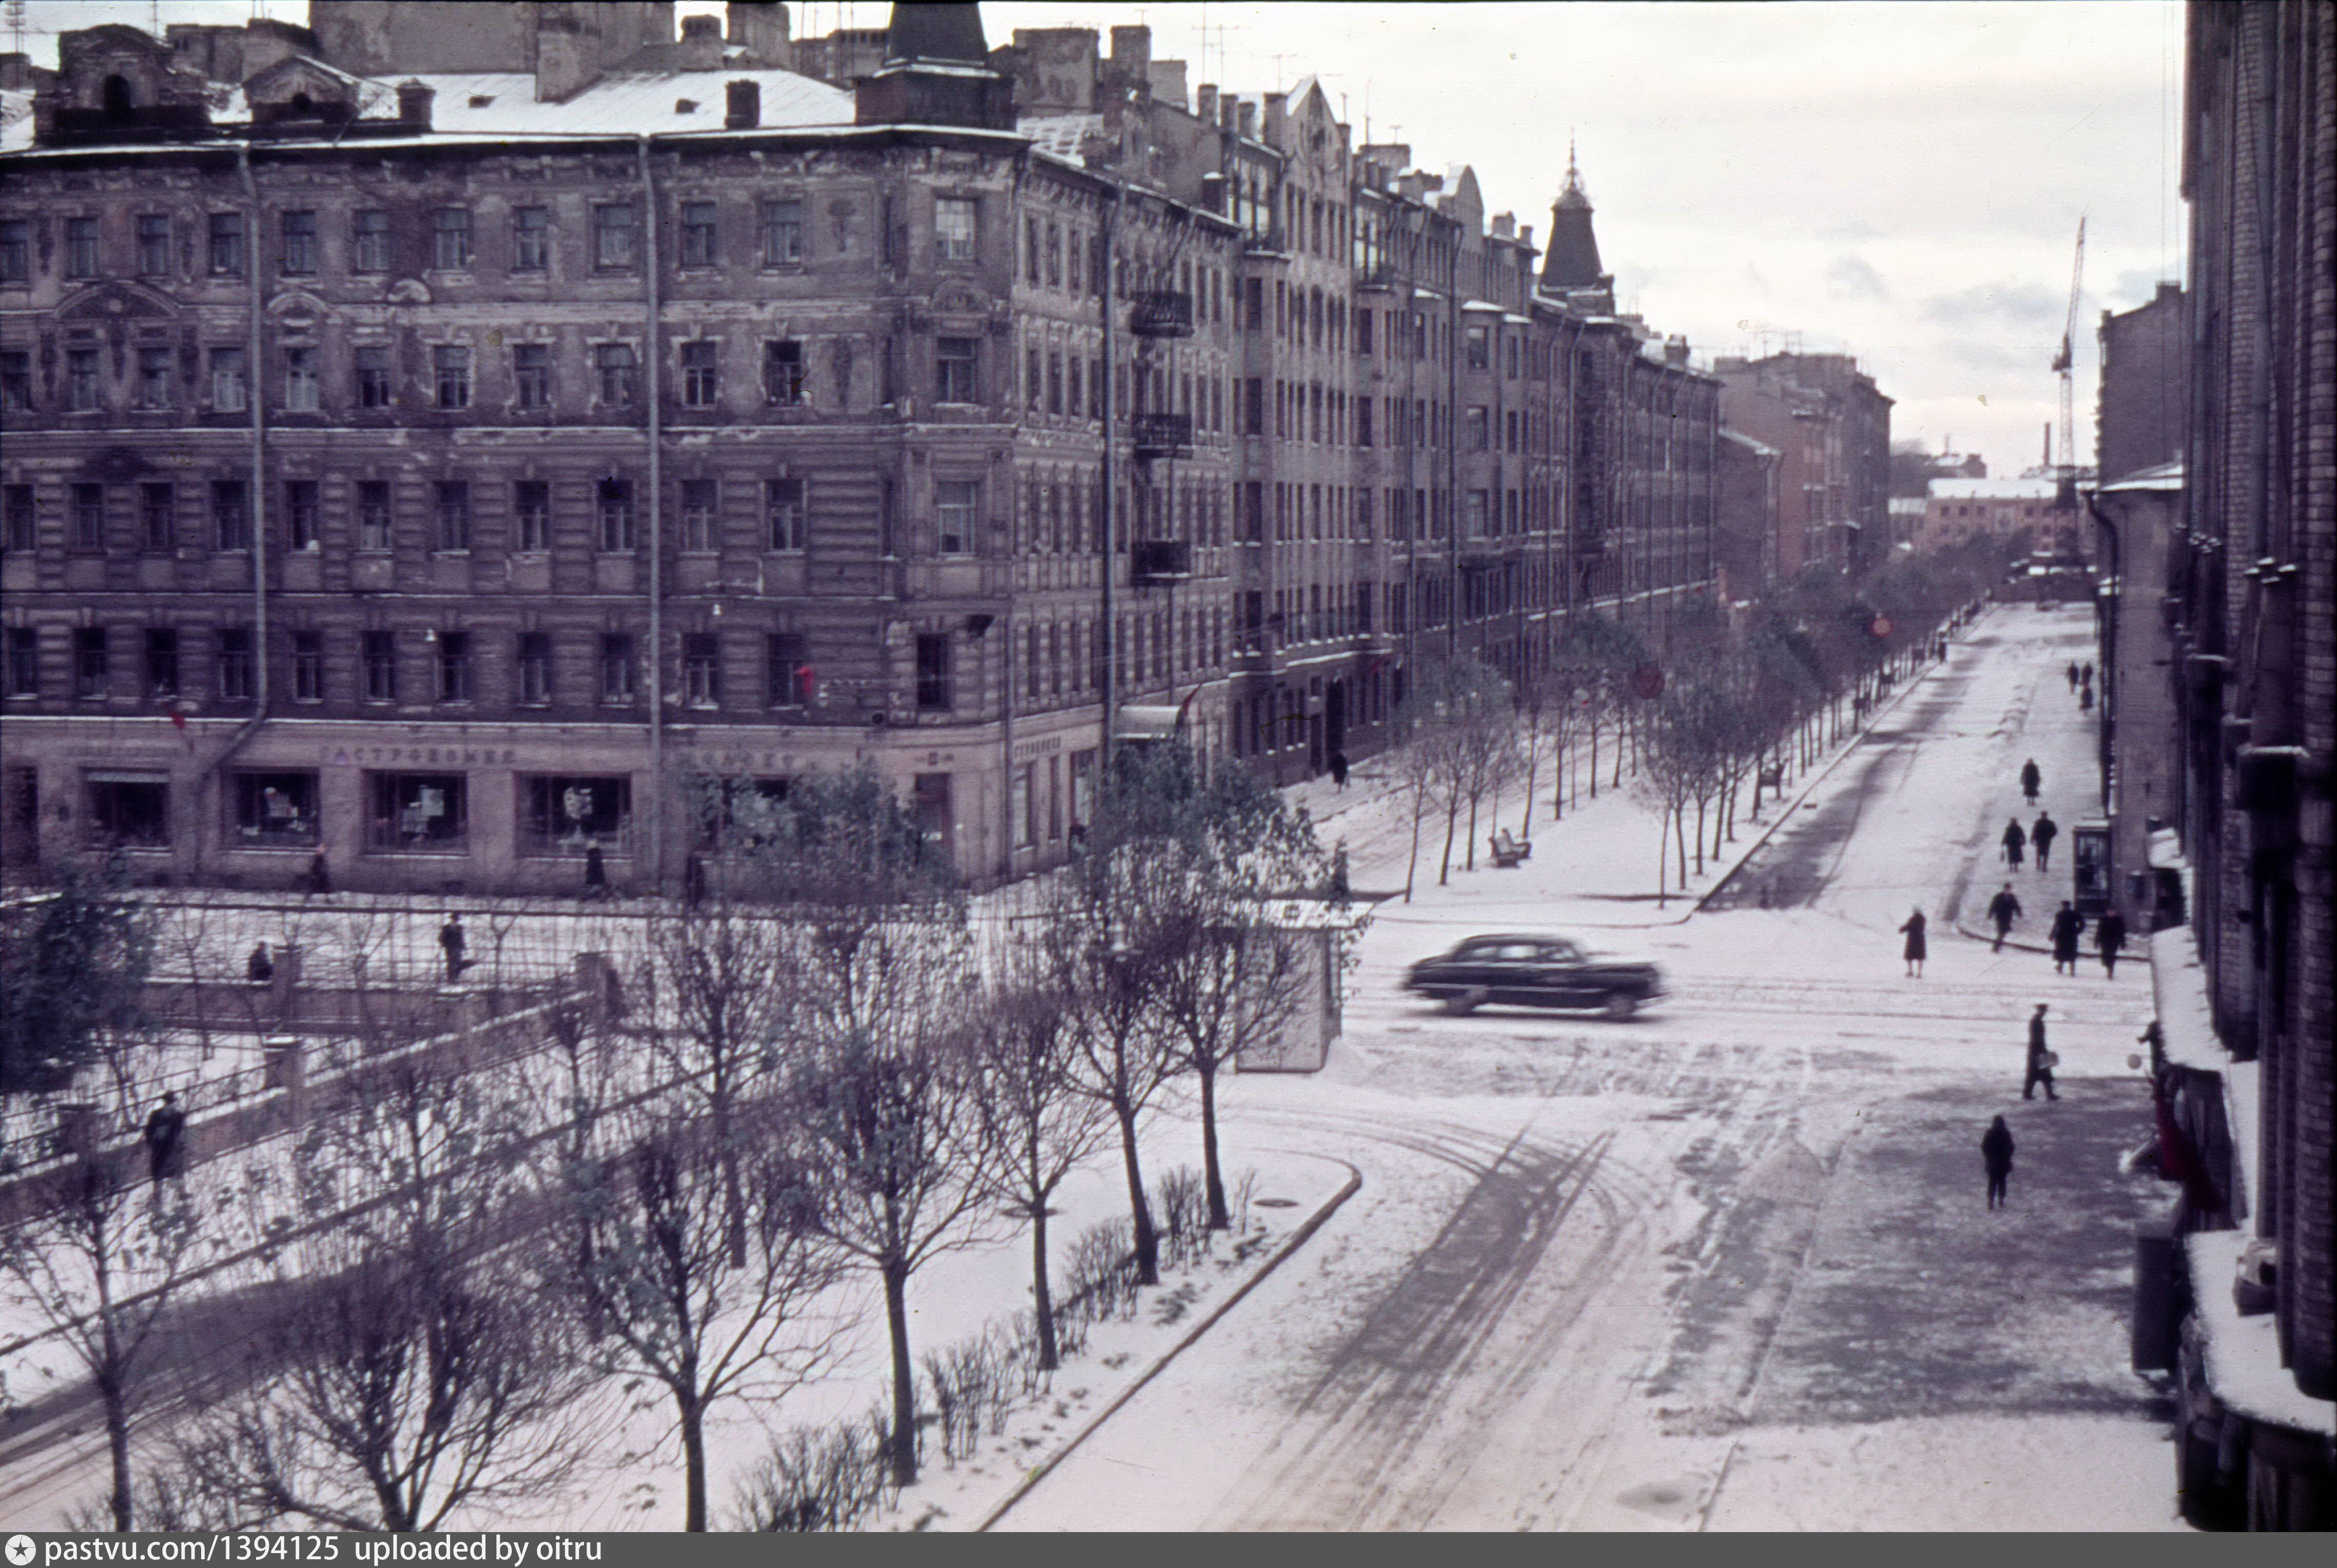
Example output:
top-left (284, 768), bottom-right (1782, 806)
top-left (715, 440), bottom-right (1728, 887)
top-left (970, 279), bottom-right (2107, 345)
top-left (102, 75), bottom-right (134, 121)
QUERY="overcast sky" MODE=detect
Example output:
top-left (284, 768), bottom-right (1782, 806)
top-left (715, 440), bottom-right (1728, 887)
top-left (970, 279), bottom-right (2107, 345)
top-left (14, 1), bottom-right (2184, 476)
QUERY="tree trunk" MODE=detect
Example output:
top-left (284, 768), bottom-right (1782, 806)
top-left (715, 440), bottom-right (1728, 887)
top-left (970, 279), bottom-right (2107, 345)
top-left (1116, 1103), bottom-right (1159, 1285)
top-left (1033, 1201), bottom-right (1059, 1372)
top-left (1520, 750), bottom-right (1537, 834)
top-left (102, 1373), bottom-right (131, 1531)
top-left (1656, 807), bottom-right (1669, 905)
top-left (1693, 794), bottom-right (1707, 873)
top-left (1438, 797), bottom-right (1459, 886)
top-left (1677, 797), bottom-right (1690, 885)
top-left (1588, 720), bottom-right (1599, 798)
top-left (680, 1393), bottom-right (709, 1531)
top-left (1198, 1062), bottom-right (1229, 1229)
top-left (1404, 789), bottom-right (1423, 902)
top-left (883, 1257), bottom-right (919, 1485)
top-left (1464, 789), bottom-right (1479, 871)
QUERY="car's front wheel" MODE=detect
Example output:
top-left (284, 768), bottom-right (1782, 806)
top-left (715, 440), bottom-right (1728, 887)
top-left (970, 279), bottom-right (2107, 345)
top-left (1444, 987), bottom-right (1487, 1016)
top-left (1603, 990), bottom-right (1638, 1020)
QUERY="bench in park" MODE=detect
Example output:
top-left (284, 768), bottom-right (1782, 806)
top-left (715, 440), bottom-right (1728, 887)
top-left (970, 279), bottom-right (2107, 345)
top-left (1489, 829), bottom-right (1533, 868)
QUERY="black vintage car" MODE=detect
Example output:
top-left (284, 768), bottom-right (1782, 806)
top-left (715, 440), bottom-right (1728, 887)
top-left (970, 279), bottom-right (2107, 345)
top-left (1404, 932), bottom-right (1666, 1019)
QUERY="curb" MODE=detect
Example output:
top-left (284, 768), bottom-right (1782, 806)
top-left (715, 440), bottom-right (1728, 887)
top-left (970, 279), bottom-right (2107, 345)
top-left (975, 1156), bottom-right (1365, 1531)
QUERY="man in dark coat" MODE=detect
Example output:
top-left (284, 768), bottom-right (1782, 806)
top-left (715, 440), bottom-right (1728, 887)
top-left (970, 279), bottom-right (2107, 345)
top-left (304, 850), bottom-right (330, 896)
top-left (2031, 810), bottom-right (2059, 873)
top-left (2001, 817), bottom-right (2028, 869)
top-left (2024, 1004), bottom-right (2059, 1100)
top-left (2096, 907), bottom-right (2130, 977)
top-left (1982, 1115), bottom-right (2015, 1208)
top-left (2066, 662), bottom-right (2080, 692)
top-left (2078, 683), bottom-right (2094, 713)
top-left (1898, 908), bottom-right (1927, 977)
top-left (2050, 901), bottom-right (2086, 975)
top-left (438, 913), bottom-right (469, 983)
top-left (2020, 758), bottom-right (2042, 802)
top-left (1987, 883), bottom-right (2024, 951)
top-left (246, 941), bottom-right (273, 985)
top-left (1329, 751), bottom-right (1350, 790)
top-left (143, 1092), bottom-right (187, 1184)
top-left (581, 841), bottom-right (609, 901)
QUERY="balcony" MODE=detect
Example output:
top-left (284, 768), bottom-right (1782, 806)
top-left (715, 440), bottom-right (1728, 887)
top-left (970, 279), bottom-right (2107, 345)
top-left (1128, 291), bottom-right (1195, 338)
top-left (1131, 412), bottom-right (1193, 461)
top-left (1131, 539), bottom-right (1193, 585)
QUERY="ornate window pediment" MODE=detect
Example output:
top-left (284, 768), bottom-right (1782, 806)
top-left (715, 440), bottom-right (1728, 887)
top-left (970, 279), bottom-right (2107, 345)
top-left (56, 279), bottom-right (181, 324)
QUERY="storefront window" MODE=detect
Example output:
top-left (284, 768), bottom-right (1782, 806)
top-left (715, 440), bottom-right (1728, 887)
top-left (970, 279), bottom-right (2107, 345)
top-left (522, 775), bottom-right (631, 857)
top-left (231, 771), bottom-right (318, 847)
top-left (368, 772), bottom-right (467, 853)
top-left (85, 773), bottom-right (170, 849)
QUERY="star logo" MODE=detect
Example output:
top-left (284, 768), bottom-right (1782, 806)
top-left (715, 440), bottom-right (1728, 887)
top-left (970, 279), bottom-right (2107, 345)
top-left (6, 1535), bottom-right (37, 1566)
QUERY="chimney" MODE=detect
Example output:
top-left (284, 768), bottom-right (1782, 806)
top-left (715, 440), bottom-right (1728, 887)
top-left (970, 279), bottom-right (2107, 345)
top-left (680, 13), bottom-right (723, 70)
top-left (1147, 59), bottom-right (1186, 110)
top-left (1665, 336), bottom-right (1690, 367)
top-left (728, 1), bottom-right (793, 68)
top-left (533, 8), bottom-right (596, 103)
top-left (725, 77), bottom-right (761, 129)
top-left (1236, 100), bottom-right (1256, 139)
top-left (1492, 212), bottom-right (1515, 239)
top-left (396, 79), bottom-right (434, 128)
top-left (1196, 83), bottom-right (1216, 124)
top-left (1108, 25), bottom-right (1152, 83)
top-left (1263, 91), bottom-right (1288, 148)
top-left (1520, 224), bottom-right (1534, 249)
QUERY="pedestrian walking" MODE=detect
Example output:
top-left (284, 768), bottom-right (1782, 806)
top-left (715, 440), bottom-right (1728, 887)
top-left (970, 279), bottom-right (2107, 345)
top-left (1988, 883), bottom-right (2024, 951)
top-left (2081, 661), bottom-right (2094, 686)
top-left (2066, 661), bottom-right (2080, 692)
top-left (2032, 810), bottom-right (2059, 873)
top-left (2050, 901), bottom-right (2086, 975)
top-left (1981, 1115), bottom-right (2016, 1209)
top-left (2001, 817), bottom-right (2028, 869)
top-left (582, 841), bottom-right (609, 902)
top-left (2079, 683), bottom-right (2094, 713)
top-left (246, 941), bottom-right (273, 985)
top-left (438, 913), bottom-right (470, 983)
top-left (2020, 758), bottom-right (2042, 803)
top-left (2096, 907), bottom-right (2129, 977)
top-left (303, 849), bottom-right (330, 896)
top-left (1898, 908), bottom-right (1928, 977)
top-left (2024, 1004), bottom-right (2060, 1101)
top-left (1329, 751), bottom-right (1350, 791)
top-left (143, 1091), bottom-right (187, 1184)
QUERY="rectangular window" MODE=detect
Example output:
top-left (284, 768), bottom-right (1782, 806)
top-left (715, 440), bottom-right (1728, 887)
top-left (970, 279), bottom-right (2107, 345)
top-left (140, 483), bottom-right (172, 551)
top-left (513, 480), bottom-right (549, 551)
top-left (369, 772), bottom-right (467, 852)
top-left (512, 343), bottom-right (552, 410)
top-left (680, 478), bottom-right (718, 551)
top-left (84, 776), bottom-right (170, 849)
top-left (0, 218), bottom-right (28, 282)
top-left (763, 477), bottom-right (804, 551)
top-left (66, 347), bottom-right (101, 411)
top-left (6, 626), bottom-right (38, 696)
top-left (935, 337), bottom-right (978, 403)
top-left (522, 776), bottom-right (629, 857)
top-left (74, 628), bottom-right (108, 699)
top-left (210, 347), bottom-right (248, 413)
top-left (766, 632), bottom-right (807, 707)
top-left (436, 631), bottom-right (472, 702)
top-left (217, 628), bottom-right (253, 701)
top-left (915, 632), bottom-right (951, 710)
top-left (291, 631), bottom-right (322, 701)
top-left (65, 216), bottom-right (100, 279)
top-left (232, 771), bottom-right (318, 846)
top-left (595, 343), bottom-right (638, 407)
top-left (144, 629), bottom-right (178, 698)
top-left (683, 633), bottom-right (720, 708)
top-left (0, 350), bottom-right (29, 411)
top-left (680, 340), bottom-right (718, 407)
top-left (208, 212), bottom-right (245, 277)
top-left (71, 483), bottom-right (105, 551)
top-left (1466, 324), bottom-right (1490, 370)
top-left (599, 634), bottom-right (635, 704)
top-left (433, 345), bottom-right (471, 409)
top-left (679, 200), bottom-right (718, 268)
top-left (597, 478), bottom-right (636, 551)
top-left (431, 207), bottom-right (473, 270)
top-left (1466, 406), bottom-right (1489, 451)
top-left (283, 346), bottom-right (320, 412)
top-left (133, 344), bottom-right (173, 408)
top-left (280, 209), bottom-right (318, 275)
top-left (212, 480), bottom-right (250, 550)
top-left (517, 632), bottom-right (552, 705)
top-left (759, 199), bottom-right (803, 267)
top-left (1466, 488), bottom-right (1491, 535)
top-left (935, 197), bottom-right (977, 262)
top-left (934, 480), bottom-right (975, 555)
top-left (763, 340), bottom-right (806, 405)
top-left (285, 479), bottom-right (319, 551)
top-left (511, 207), bottom-right (549, 272)
top-left (136, 213), bottom-right (171, 277)
top-left (351, 208), bottom-right (391, 273)
top-left (593, 204), bottom-right (638, 271)
top-left (361, 629), bottom-right (397, 701)
top-left (434, 480), bottom-right (471, 551)
top-left (357, 481), bottom-right (392, 552)
top-left (354, 345), bottom-right (393, 408)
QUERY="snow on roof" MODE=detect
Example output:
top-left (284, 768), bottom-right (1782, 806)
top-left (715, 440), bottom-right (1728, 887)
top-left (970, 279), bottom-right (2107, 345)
top-left (384, 68), bottom-right (852, 138)
top-left (1020, 112), bottom-right (1102, 161)
top-left (2099, 459), bottom-right (2184, 494)
top-left (2147, 925), bottom-right (2226, 1076)
top-left (1719, 428), bottom-right (1779, 457)
top-left (1930, 478), bottom-right (2058, 501)
top-left (0, 88), bottom-right (35, 156)
top-left (2184, 1229), bottom-right (2337, 1435)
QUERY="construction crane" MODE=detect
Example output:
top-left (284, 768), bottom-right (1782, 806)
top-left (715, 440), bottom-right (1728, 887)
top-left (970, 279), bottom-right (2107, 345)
top-left (2050, 216), bottom-right (2086, 512)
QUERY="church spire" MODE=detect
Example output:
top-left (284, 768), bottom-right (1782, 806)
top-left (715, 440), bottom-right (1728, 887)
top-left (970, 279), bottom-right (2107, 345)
top-left (1540, 139), bottom-right (1608, 295)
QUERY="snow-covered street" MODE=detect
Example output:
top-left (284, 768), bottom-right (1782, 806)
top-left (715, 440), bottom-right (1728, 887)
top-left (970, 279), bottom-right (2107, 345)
top-left (993, 604), bottom-right (2183, 1531)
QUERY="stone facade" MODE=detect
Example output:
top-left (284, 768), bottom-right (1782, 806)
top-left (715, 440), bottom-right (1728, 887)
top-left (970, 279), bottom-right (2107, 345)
top-left (1713, 351), bottom-right (1892, 580)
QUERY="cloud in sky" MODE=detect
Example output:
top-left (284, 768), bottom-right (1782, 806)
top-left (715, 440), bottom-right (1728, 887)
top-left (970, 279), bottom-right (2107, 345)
top-left (16, 0), bottom-right (2186, 472)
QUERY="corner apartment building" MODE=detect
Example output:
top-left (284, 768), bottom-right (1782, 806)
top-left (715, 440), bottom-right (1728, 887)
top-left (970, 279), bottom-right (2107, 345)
top-left (1713, 350), bottom-right (1891, 580)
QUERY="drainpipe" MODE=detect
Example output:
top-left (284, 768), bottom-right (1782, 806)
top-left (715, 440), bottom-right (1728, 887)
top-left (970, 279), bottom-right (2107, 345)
top-left (2087, 492), bottom-right (2121, 815)
top-left (638, 137), bottom-right (666, 891)
top-left (199, 143), bottom-right (272, 874)
top-left (1098, 186), bottom-right (1121, 773)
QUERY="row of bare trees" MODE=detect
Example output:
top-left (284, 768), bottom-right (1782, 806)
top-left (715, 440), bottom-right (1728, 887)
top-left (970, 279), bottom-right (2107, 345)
top-left (3, 747), bottom-right (1354, 1533)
